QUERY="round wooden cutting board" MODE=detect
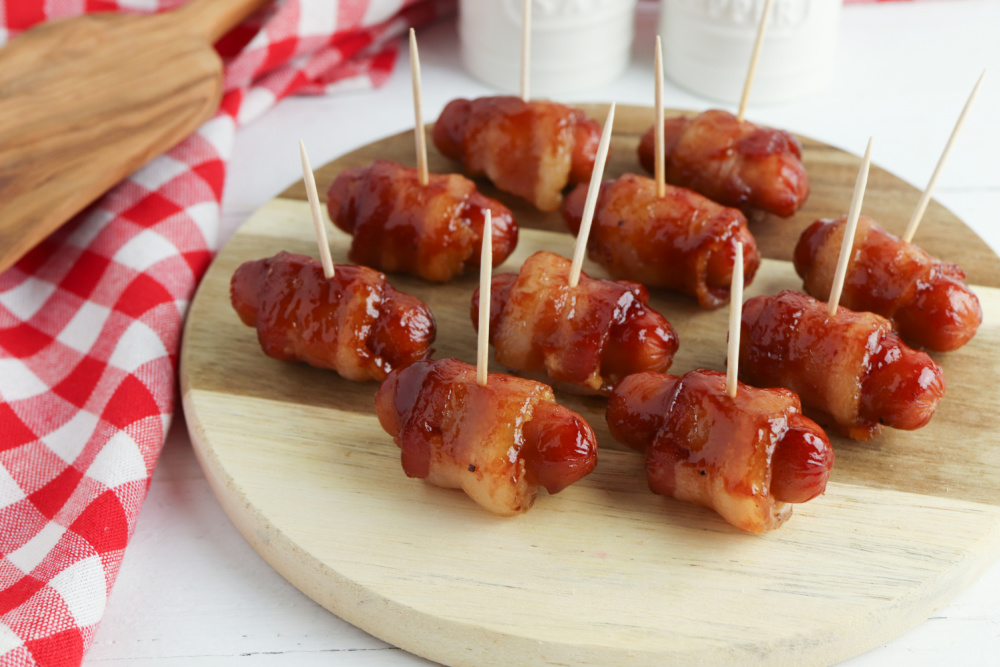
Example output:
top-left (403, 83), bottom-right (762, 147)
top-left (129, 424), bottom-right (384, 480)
top-left (181, 105), bottom-right (1000, 666)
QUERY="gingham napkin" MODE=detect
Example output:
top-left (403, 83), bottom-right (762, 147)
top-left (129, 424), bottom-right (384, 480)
top-left (0, 1), bottom-right (453, 665)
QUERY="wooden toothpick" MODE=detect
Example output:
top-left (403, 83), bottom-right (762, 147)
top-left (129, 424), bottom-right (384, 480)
top-left (409, 29), bottom-right (429, 187)
top-left (299, 139), bottom-right (334, 279)
top-left (520, 0), bottom-right (531, 102)
top-left (828, 137), bottom-right (873, 318)
top-left (903, 69), bottom-right (986, 244)
top-left (726, 242), bottom-right (744, 399)
top-left (476, 209), bottom-right (493, 387)
top-left (654, 35), bottom-right (666, 199)
top-left (569, 103), bottom-right (616, 288)
top-left (736, 0), bottom-right (775, 122)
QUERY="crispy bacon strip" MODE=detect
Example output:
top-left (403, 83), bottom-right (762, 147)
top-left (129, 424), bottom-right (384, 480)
top-left (375, 358), bottom-right (598, 515)
top-left (432, 96), bottom-right (600, 211)
top-left (740, 290), bottom-right (945, 440)
top-left (638, 109), bottom-right (809, 217)
top-left (326, 160), bottom-right (517, 282)
top-left (562, 173), bottom-right (760, 309)
top-left (795, 215), bottom-right (982, 351)
top-left (470, 251), bottom-right (678, 395)
top-left (607, 369), bottom-right (833, 534)
top-left (231, 252), bottom-right (435, 382)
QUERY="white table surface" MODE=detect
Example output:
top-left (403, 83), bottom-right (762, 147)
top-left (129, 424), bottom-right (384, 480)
top-left (83, 2), bottom-right (1000, 665)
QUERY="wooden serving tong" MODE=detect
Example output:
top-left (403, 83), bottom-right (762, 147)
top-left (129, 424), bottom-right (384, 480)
top-left (0, 0), bottom-right (270, 275)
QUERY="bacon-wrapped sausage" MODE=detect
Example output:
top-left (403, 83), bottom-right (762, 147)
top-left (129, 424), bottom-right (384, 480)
top-left (376, 357), bottom-right (598, 515)
top-left (231, 252), bottom-right (435, 382)
top-left (607, 369), bottom-right (833, 533)
top-left (326, 160), bottom-right (517, 282)
top-left (432, 96), bottom-right (600, 212)
top-left (740, 290), bottom-right (945, 440)
top-left (470, 251), bottom-right (678, 395)
top-left (638, 109), bottom-right (809, 217)
top-left (795, 215), bottom-right (982, 351)
top-left (561, 173), bottom-right (761, 309)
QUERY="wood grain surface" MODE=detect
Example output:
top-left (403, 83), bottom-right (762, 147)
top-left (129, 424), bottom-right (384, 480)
top-left (181, 106), bottom-right (1000, 666)
top-left (0, 0), bottom-right (268, 275)
top-left (282, 104), bottom-right (1000, 286)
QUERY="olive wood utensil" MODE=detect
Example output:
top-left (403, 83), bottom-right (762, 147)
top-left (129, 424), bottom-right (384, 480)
top-left (0, 0), bottom-right (269, 275)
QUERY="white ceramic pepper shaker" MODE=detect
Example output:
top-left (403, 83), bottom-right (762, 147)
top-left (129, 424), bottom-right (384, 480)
top-left (459, 0), bottom-right (640, 96)
top-left (660, 0), bottom-right (841, 104)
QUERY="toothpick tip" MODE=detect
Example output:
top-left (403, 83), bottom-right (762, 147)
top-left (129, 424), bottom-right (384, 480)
top-left (726, 242), bottom-right (744, 399)
top-left (827, 137), bottom-right (873, 316)
top-left (299, 139), bottom-right (334, 280)
top-left (477, 209), bottom-right (494, 386)
top-left (568, 102), bottom-right (616, 288)
top-left (905, 70), bottom-right (985, 244)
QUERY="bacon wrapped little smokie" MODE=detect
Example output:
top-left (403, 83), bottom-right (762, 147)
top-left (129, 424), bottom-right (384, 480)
top-left (638, 109), bottom-right (809, 217)
top-left (470, 251), bottom-right (678, 395)
top-left (739, 290), bottom-right (945, 441)
top-left (327, 160), bottom-right (517, 282)
top-left (795, 215), bottom-right (982, 351)
top-left (432, 96), bottom-right (600, 212)
top-left (562, 173), bottom-right (761, 309)
top-left (607, 369), bottom-right (833, 534)
top-left (231, 252), bottom-right (435, 382)
top-left (375, 358), bottom-right (598, 516)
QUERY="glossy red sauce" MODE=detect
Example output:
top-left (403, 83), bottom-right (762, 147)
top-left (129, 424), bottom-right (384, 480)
top-left (895, 263), bottom-right (982, 351)
top-left (375, 358), bottom-right (597, 514)
top-left (562, 173), bottom-right (760, 309)
top-left (771, 413), bottom-right (835, 504)
top-left (860, 332), bottom-right (946, 431)
top-left (326, 160), bottom-right (516, 282)
top-left (795, 216), bottom-right (982, 351)
top-left (470, 251), bottom-right (678, 394)
top-left (608, 370), bottom-right (833, 533)
top-left (570, 116), bottom-right (600, 184)
top-left (433, 96), bottom-right (600, 211)
top-left (638, 109), bottom-right (808, 217)
top-left (740, 290), bottom-right (944, 440)
top-left (230, 252), bottom-right (435, 381)
top-left (737, 126), bottom-right (802, 159)
top-left (521, 400), bottom-right (598, 494)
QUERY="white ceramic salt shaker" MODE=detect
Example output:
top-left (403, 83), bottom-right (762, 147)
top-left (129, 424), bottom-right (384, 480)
top-left (459, 0), bottom-right (639, 96)
top-left (660, 0), bottom-right (841, 104)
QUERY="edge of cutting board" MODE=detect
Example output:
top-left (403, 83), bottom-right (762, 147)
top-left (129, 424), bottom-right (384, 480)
top-left (181, 105), bottom-right (1000, 666)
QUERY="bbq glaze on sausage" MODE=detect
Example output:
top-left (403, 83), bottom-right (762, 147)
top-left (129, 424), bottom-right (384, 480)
top-left (795, 215), bottom-right (982, 351)
top-left (375, 357), bottom-right (598, 515)
top-left (470, 251), bottom-right (678, 395)
top-left (231, 252), bottom-right (435, 382)
top-left (433, 96), bottom-right (600, 211)
top-left (326, 160), bottom-right (517, 282)
top-left (607, 369), bottom-right (833, 534)
top-left (562, 174), bottom-right (760, 309)
top-left (638, 110), bottom-right (809, 217)
top-left (739, 290), bottom-right (945, 440)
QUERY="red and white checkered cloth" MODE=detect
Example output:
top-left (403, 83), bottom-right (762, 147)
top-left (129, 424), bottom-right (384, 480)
top-left (0, 1), bottom-right (454, 665)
